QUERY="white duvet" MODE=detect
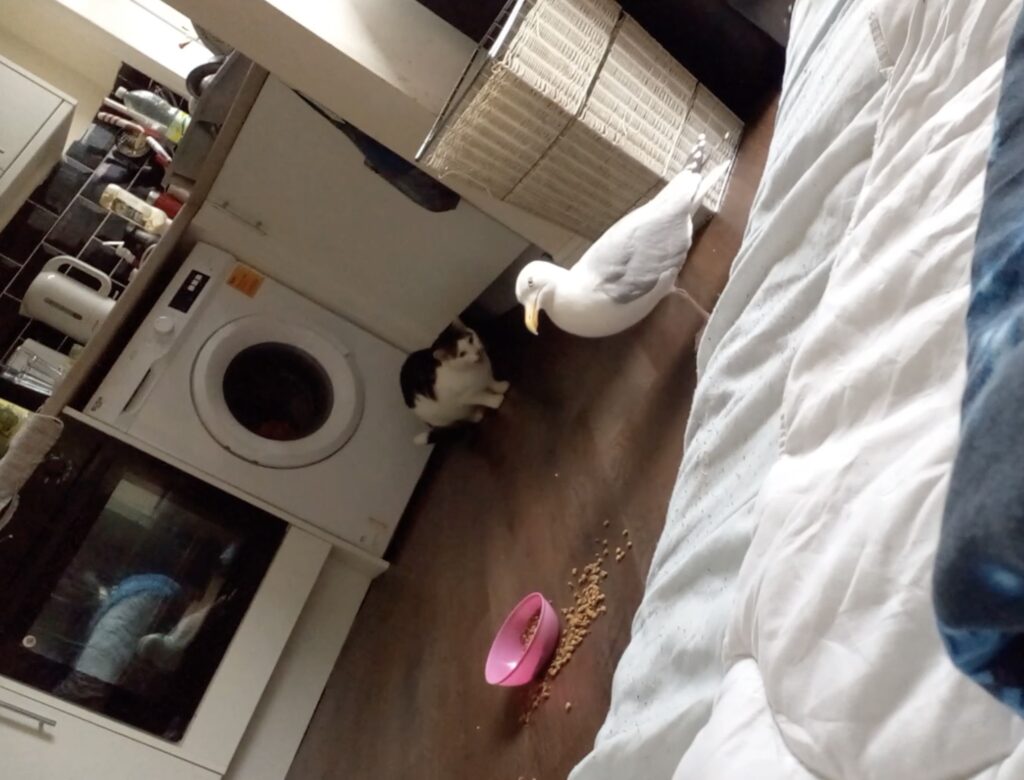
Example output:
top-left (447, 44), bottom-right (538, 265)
top-left (572, 1), bottom-right (1024, 778)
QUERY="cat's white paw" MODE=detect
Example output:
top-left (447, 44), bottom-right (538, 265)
top-left (476, 392), bottom-right (505, 410)
top-left (471, 408), bottom-right (486, 422)
top-left (413, 431), bottom-right (430, 445)
top-left (491, 380), bottom-right (511, 394)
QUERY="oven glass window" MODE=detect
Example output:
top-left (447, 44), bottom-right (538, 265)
top-left (0, 456), bottom-right (284, 742)
top-left (222, 342), bottom-right (334, 441)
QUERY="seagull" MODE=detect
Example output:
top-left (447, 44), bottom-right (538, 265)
top-left (515, 135), bottom-right (729, 338)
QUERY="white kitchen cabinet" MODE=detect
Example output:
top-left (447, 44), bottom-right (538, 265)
top-left (0, 63), bottom-right (62, 172)
top-left (225, 551), bottom-right (373, 780)
top-left (0, 55), bottom-right (75, 231)
top-left (0, 684), bottom-right (219, 780)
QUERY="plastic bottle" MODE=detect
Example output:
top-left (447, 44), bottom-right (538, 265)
top-left (146, 190), bottom-right (183, 218)
top-left (99, 185), bottom-right (171, 235)
top-left (114, 87), bottom-right (191, 143)
top-left (166, 183), bottom-right (191, 203)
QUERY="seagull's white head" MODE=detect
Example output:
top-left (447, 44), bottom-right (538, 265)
top-left (515, 257), bottom-right (562, 335)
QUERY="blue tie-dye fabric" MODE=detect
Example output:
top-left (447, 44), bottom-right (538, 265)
top-left (934, 6), bottom-right (1024, 717)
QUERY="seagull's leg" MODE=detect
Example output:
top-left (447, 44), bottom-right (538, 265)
top-left (671, 286), bottom-right (711, 320)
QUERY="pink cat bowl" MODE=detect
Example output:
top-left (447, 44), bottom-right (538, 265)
top-left (485, 592), bottom-right (560, 687)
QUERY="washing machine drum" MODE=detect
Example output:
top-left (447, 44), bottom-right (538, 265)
top-left (191, 315), bottom-right (364, 468)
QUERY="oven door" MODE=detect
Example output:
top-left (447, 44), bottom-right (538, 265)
top-left (0, 416), bottom-right (285, 743)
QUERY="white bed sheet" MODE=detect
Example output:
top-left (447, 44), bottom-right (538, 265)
top-left (574, 0), bottom-right (1024, 778)
top-left (570, 2), bottom-right (890, 777)
top-left (684, 0), bottom-right (1024, 777)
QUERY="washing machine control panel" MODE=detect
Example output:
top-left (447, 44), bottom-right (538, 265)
top-left (86, 253), bottom-right (222, 427)
top-left (169, 270), bottom-right (211, 313)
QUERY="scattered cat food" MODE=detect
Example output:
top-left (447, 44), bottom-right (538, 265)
top-left (602, 520), bottom-right (610, 527)
top-left (564, 702), bottom-right (573, 713)
top-left (622, 529), bottom-right (629, 537)
top-left (571, 568), bottom-right (578, 575)
top-left (627, 541), bottom-right (633, 549)
top-left (522, 554), bottom-right (609, 724)
top-left (525, 680), bottom-right (552, 719)
top-left (522, 613), bottom-right (541, 646)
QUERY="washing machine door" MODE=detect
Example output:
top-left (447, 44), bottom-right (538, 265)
top-left (191, 315), bottom-right (363, 468)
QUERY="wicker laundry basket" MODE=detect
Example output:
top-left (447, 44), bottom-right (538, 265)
top-left (418, 0), bottom-right (743, 240)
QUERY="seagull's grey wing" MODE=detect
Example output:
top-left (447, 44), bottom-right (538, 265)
top-left (580, 164), bottom-right (707, 304)
top-left (584, 214), bottom-right (687, 304)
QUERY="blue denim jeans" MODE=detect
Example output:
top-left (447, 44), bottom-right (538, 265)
top-left (935, 4), bottom-right (1024, 717)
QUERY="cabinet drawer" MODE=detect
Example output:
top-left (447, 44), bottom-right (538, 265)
top-left (0, 683), bottom-right (220, 780)
top-left (0, 63), bottom-right (62, 172)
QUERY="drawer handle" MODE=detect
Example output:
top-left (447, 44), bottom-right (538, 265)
top-left (0, 699), bottom-right (56, 729)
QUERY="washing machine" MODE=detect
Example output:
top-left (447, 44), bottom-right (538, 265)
top-left (85, 243), bottom-right (430, 557)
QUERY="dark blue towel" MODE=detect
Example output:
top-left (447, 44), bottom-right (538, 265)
top-left (934, 5), bottom-right (1024, 716)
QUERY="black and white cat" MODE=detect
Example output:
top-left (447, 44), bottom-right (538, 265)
top-left (400, 319), bottom-right (509, 445)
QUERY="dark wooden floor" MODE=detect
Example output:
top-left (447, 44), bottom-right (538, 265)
top-left (286, 101), bottom-right (777, 780)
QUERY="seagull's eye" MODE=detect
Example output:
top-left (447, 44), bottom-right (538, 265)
top-left (528, 277), bottom-right (534, 288)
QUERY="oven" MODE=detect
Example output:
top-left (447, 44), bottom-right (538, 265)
top-left (0, 415), bottom-right (286, 743)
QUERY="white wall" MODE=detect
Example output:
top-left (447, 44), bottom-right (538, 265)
top-left (163, 0), bottom-right (588, 263)
top-left (0, 27), bottom-right (107, 146)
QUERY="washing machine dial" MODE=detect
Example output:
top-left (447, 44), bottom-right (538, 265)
top-left (153, 315), bottom-right (175, 337)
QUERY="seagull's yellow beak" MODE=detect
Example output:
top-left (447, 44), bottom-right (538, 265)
top-left (524, 296), bottom-right (541, 335)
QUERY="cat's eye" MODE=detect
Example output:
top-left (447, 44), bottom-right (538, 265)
top-left (459, 351), bottom-right (467, 357)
